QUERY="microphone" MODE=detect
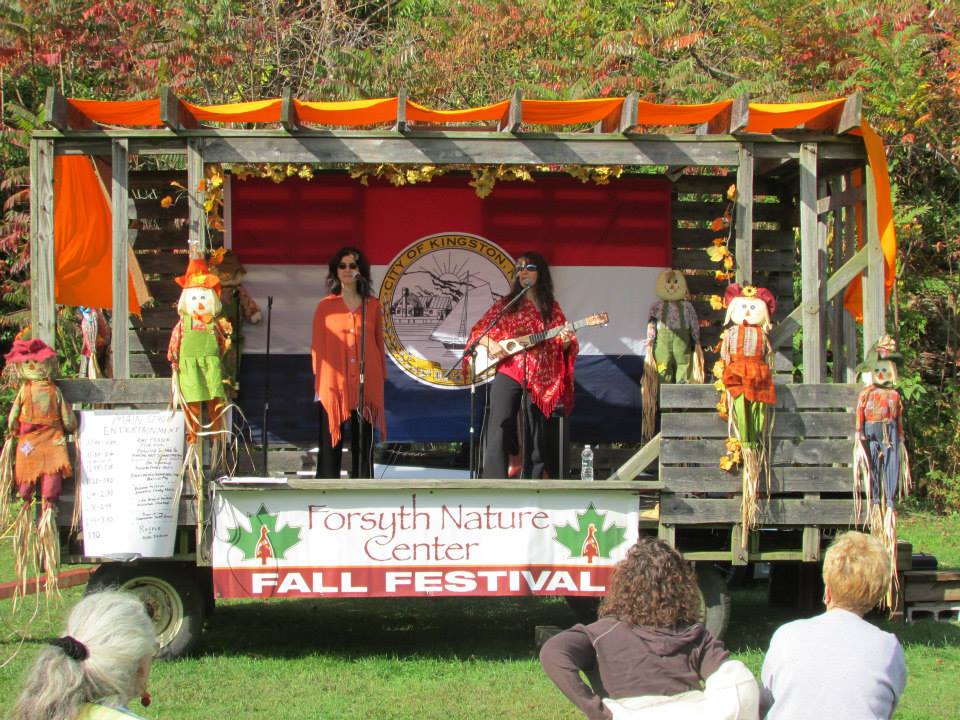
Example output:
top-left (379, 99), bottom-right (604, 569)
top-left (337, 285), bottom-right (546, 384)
top-left (352, 271), bottom-right (368, 293)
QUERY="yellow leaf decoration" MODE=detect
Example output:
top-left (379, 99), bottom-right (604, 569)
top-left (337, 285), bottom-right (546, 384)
top-left (706, 245), bottom-right (729, 262)
top-left (719, 455), bottom-right (735, 471)
top-left (722, 255), bottom-right (735, 270)
top-left (726, 184), bottom-right (737, 201)
top-left (160, 195), bottom-right (173, 208)
top-left (709, 295), bottom-right (725, 310)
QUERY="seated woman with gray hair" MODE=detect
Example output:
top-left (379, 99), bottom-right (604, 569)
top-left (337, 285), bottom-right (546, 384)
top-left (760, 531), bottom-right (907, 719)
top-left (8, 590), bottom-right (157, 720)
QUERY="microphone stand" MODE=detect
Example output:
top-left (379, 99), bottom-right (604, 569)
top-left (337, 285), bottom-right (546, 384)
top-left (262, 296), bottom-right (273, 476)
top-left (448, 283), bottom-right (533, 478)
top-left (355, 276), bottom-right (370, 479)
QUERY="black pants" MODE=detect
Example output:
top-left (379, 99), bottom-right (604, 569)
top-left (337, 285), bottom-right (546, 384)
top-left (481, 373), bottom-right (555, 479)
top-left (316, 403), bottom-right (373, 479)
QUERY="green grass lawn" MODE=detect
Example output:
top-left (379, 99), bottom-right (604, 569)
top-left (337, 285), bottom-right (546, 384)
top-left (1, 511), bottom-right (957, 719)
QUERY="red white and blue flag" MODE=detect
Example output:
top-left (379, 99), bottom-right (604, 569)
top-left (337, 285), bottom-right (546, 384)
top-left (229, 173), bottom-right (671, 445)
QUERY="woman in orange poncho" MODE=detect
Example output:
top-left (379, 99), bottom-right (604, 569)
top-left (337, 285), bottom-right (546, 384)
top-left (311, 247), bottom-right (386, 479)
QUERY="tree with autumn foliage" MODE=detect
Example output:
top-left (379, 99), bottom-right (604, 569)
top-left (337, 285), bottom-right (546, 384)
top-left (1, 0), bottom-right (958, 507)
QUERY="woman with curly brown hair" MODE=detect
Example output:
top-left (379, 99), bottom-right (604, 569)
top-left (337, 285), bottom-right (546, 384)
top-left (540, 537), bottom-right (758, 720)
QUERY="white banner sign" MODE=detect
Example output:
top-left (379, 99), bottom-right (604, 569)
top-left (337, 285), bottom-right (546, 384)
top-left (78, 410), bottom-right (184, 558)
top-left (212, 488), bottom-right (639, 598)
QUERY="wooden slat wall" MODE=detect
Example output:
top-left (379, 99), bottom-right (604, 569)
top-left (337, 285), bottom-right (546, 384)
top-left (659, 384), bottom-right (858, 528)
top-left (672, 175), bottom-right (796, 379)
top-left (129, 170), bottom-right (188, 377)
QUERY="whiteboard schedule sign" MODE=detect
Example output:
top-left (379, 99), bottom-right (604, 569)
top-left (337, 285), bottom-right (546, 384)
top-left (78, 410), bottom-right (185, 558)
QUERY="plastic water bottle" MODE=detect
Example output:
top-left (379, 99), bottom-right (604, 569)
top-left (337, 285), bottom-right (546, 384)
top-left (581, 444), bottom-right (594, 481)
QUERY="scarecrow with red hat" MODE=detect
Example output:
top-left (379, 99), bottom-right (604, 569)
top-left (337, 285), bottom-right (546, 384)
top-left (719, 284), bottom-right (776, 541)
top-left (853, 335), bottom-right (911, 607)
top-left (1, 338), bottom-right (76, 598)
top-left (167, 257), bottom-right (232, 473)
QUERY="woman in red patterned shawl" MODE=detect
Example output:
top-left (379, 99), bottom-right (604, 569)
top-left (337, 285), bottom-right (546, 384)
top-left (468, 251), bottom-right (578, 479)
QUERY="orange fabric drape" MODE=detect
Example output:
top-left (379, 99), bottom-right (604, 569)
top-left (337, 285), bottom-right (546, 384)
top-left (53, 156), bottom-right (141, 315)
top-left (67, 99), bottom-right (161, 126)
top-left (186, 99), bottom-right (282, 123)
top-left (744, 99), bottom-right (845, 133)
top-left (635, 99), bottom-right (732, 126)
top-left (842, 125), bottom-right (897, 320)
top-left (406, 99), bottom-right (511, 123)
top-left (521, 98), bottom-right (624, 125)
top-left (296, 98), bottom-right (399, 126)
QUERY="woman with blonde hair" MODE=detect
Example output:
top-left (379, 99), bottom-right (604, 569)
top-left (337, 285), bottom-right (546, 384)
top-left (760, 531), bottom-right (907, 719)
top-left (9, 590), bottom-right (157, 720)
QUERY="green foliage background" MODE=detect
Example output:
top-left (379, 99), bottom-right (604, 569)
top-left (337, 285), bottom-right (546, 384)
top-left (1, 0), bottom-right (958, 507)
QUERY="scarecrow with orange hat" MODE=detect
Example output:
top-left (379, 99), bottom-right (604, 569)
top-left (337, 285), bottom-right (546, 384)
top-left (1, 338), bottom-right (76, 598)
top-left (167, 257), bottom-right (232, 463)
top-left (719, 284), bottom-right (776, 541)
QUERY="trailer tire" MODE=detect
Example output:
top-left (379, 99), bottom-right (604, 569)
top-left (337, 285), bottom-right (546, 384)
top-left (86, 563), bottom-right (205, 659)
top-left (696, 564), bottom-right (731, 640)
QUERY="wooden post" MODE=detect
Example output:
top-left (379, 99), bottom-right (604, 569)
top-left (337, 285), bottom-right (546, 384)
top-left (735, 143), bottom-right (754, 284)
top-left (30, 138), bottom-right (56, 346)
top-left (799, 143), bottom-right (824, 382)
top-left (842, 174), bottom-right (859, 380)
top-left (187, 139), bottom-right (205, 255)
top-left (829, 177), bottom-right (845, 382)
top-left (111, 139), bottom-right (130, 379)
top-left (862, 163), bottom-right (886, 355)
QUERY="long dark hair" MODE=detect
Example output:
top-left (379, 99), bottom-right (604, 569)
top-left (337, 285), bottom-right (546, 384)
top-left (506, 250), bottom-right (554, 320)
top-left (326, 246), bottom-right (373, 295)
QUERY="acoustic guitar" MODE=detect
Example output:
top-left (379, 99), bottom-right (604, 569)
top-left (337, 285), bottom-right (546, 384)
top-left (470, 312), bottom-right (609, 379)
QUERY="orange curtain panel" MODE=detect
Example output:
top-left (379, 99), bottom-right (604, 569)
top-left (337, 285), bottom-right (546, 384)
top-left (53, 156), bottom-right (141, 315)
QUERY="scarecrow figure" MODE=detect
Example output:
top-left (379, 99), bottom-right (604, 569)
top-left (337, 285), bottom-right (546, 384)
top-left (78, 306), bottom-right (111, 379)
top-left (854, 336), bottom-right (911, 608)
top-left (720, 284), bottom-right (776, 543)
top-left (642, 270), bottom-right (704, 441)
top-left (167, 257), bottom-right (232, 480)
top-left (1, 338), bottom-right (76, 599)
top-left (209, 249), bottom-right (261, 397)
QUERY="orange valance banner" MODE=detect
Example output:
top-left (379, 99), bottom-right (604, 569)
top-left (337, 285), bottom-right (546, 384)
top-left (186, 98), bottom-right (282, 123)
top-left (296, 98), bottom-right (399, 126)
top-left (68, 99), bottom-right (161, 126)
top-left (53, 156), bottom-right (141, 315)
top-left (635, 100), bottom-right (731, 126)
top-left (406, 99), bottom-right (510, 123)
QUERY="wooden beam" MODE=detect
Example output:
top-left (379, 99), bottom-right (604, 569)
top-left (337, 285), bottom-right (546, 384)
top-left (799, 143), bottom-right (825, 382)
top-left (607, 434), bottom-right (663, 481)
top-left (836, 91), bottom-right (863, 135)
top-left (735, 142), bottom-right (754, 284)
top-left (45, 86), bottom-right (69, 131)
top-left (201, 135), bottom-right (743, 166)
top-left (393, 89), bottom-right (407, 132)
top-left (618, 91), bottom-right (639, 133)
top-left (281, 87), bottom-right (300, 132)
top-left (29, 138), bottom-right (56, 346)
top-left (862, 162), bottom-right (886, 354)
top-left (111, 139), bottom-right (130, 378)
top-left (45, 86), bottom-right (96, 131)
top-left (770, 245), bottom-right (867, 348)
top-left (159, 87), bottom-right (199, 130)
top-left (499, 89), bottom-right (522, 132)
top-left (729, 94), bottom-right (750, 133)
top-left (816, 182), bottom-right (866, 214)
top-left (187, 139), bottom-right (205, 254)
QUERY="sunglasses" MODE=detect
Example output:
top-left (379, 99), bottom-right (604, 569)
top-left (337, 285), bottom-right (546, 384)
top-left (338, 262), bottom-right (359, 270)
top-left (516, 263), bottom-right (538, 273)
